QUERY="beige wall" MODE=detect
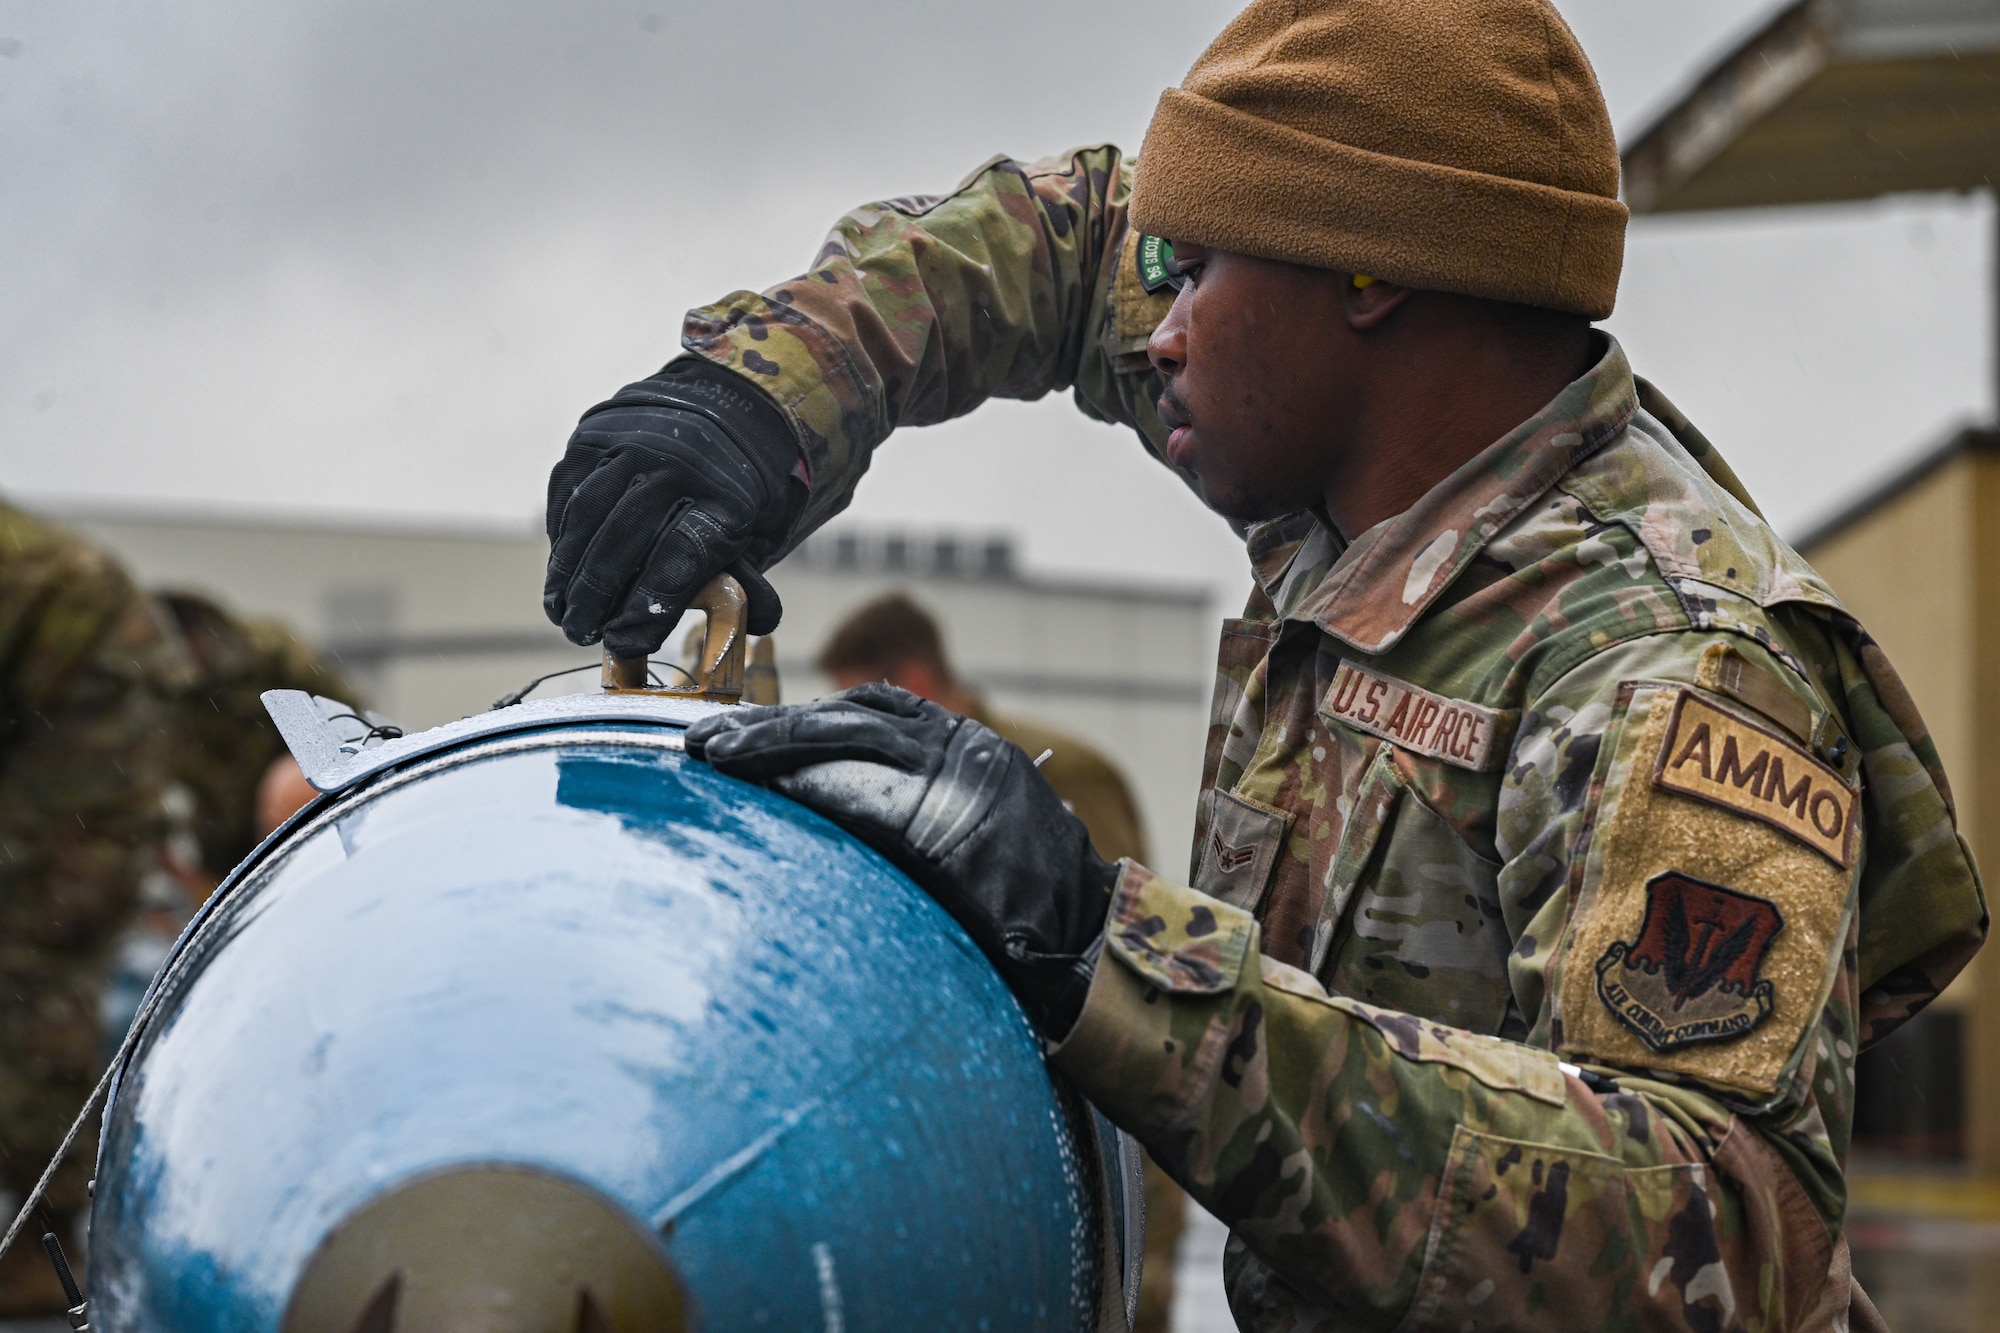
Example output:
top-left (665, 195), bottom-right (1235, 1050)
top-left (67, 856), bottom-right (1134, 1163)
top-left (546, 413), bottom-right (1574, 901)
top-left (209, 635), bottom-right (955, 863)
top-left (1807, 456), bottom-right (1978, 858)
top-left (1803, 450), bottom-right (2000, 1170)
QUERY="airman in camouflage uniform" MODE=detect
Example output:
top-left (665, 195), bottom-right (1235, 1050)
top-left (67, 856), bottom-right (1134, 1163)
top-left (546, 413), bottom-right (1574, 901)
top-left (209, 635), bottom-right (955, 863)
top-left (0, 501), bottom-right (185, 1314)
top-left (675, 146), bottom-right (1988, 1324)
top-left (153, 590), bottom-right (357, 885)
top-left (90, 591), bottom-right (357, 1077)
top-left (554, 2), bottom-right (1987, 1328)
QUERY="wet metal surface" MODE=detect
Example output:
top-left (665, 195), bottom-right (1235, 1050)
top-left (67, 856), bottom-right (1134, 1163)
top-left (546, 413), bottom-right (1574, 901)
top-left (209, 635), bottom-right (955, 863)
top-left (89, 721), bottom-right (1098, 1330)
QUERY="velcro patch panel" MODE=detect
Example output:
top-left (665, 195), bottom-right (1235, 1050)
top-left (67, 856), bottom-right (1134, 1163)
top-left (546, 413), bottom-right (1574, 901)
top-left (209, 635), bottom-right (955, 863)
top-left (1652, 691), bottom-right (1857, 868)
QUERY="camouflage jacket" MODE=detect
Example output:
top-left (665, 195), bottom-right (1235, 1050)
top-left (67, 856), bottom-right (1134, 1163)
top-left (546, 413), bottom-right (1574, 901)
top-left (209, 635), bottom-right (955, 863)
top-left (679, 146), bottom-right (1986, 1331)
top-left (0, 502), bottom-right (185, 964)
top-left (0, 501), bottom-right (186, 1219)
top-left (974, 703), bottom-right (1149, 867)
top-left (154, 590), bottom-right (357, 881)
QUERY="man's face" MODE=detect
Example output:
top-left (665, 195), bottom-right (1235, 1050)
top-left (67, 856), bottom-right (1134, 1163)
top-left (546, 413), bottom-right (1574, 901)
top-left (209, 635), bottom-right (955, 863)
top-left (1147, 243), bottom-right (1356, 522)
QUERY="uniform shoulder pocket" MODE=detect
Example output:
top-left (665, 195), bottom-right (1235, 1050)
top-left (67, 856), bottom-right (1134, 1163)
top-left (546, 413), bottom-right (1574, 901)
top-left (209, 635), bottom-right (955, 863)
top-left (1554, 682), bottom-right (1857, 1104)
top-left (1192, 788), bottom-right (1293, 914)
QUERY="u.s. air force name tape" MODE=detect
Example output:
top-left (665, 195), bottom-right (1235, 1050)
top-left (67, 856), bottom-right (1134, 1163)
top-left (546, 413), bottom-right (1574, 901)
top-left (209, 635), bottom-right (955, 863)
top-left (1319, 662), bottom-right (1516, 772)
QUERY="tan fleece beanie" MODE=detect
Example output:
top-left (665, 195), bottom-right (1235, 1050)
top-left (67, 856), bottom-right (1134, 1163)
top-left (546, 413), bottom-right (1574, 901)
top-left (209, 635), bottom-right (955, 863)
top-left (1131, 0), bottom-right (1626, 318)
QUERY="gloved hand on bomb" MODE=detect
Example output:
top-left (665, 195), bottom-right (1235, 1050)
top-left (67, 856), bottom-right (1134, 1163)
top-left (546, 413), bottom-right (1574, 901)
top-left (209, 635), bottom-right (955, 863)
top-left (685, 684), bottom-right (1121, 1039)
top-left (543, 358), bottom-right (804, 659)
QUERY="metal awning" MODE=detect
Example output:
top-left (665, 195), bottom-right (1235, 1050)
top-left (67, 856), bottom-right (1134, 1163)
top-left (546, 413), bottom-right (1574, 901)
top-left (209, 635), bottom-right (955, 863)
top-left (1622, 0), bottom-right (2000, 214)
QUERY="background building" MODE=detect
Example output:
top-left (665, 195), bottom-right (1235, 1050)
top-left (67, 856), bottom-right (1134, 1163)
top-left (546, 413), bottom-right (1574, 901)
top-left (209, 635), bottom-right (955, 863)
top-left (55, 507), bottom-right (1220, 881)
top-left (1624, 0), bottom-right (2000, 1183)
top-left (1797, 431), bottom-right (2000, 1168)
top-left (1626, 4), bottom-right (2000, 1324)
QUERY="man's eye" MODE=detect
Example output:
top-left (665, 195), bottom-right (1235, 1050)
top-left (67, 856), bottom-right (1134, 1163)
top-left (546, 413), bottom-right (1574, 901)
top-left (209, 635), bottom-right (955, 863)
top-left (1163, 255), bottom-right (1199, 291)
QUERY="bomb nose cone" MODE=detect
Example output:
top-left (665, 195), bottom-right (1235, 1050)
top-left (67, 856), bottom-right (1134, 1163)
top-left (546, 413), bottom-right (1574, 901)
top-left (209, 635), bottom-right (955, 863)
top-left (281, 1165), bottom-right (687, 1333)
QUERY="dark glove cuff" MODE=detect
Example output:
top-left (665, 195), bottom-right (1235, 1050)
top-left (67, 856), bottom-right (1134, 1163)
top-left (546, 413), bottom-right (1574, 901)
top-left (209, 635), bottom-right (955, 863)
top-left (1000, 856), bottom-right (1117, 1040)
top-left (647, 357), bottom-right (803, 489)
top-left (577, 357), bottom-right (807, 562)
top-left (1001, 933), bottom-right (1104, 1042)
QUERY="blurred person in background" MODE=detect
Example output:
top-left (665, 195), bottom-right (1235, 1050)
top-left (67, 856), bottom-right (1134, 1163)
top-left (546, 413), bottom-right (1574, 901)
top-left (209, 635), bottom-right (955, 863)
top-left (817, 592), bottom-right (1181, 1330)
top-left (0, 506), bottom-right (354, 1315)
top-left (0, 500), bottom-right (184, 1315)
top-left (151, 589), bottom-right (355, 888)
top-left (93, 591), bottom-right (359, 1074)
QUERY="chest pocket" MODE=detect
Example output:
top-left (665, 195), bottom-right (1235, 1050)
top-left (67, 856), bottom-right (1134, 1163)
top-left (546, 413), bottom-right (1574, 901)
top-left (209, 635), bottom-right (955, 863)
top-left (1312, 739), bottom-right (1516, 1036)
top-left (1193, 789), bottom-right (1294, 913)
top-left (1191, 616), bottom-right (1281, 878)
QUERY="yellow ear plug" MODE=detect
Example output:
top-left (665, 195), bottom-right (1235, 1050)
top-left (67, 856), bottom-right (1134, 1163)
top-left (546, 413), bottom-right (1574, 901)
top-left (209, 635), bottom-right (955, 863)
top-left (1352, 274), bottom-right (1376, 289)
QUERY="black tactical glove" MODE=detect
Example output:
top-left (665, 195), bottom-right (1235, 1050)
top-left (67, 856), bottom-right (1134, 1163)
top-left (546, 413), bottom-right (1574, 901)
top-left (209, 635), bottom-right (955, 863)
top-left (685, 684), bottom-right (1121, 1038)
top-left (544, 357), bottom-right (804, 658)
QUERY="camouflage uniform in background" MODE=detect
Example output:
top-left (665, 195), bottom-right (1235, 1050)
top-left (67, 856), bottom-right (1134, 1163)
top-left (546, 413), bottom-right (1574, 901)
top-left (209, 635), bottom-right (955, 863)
top-left (973, 703), bottom-right (1182, 1333)
top-left (679, 146), bottom-right (1987, 1330)
top-left (154, 590), bottom-right (357, 884)
top-left (0, 502), bottom-right (185, 1314)
top-left (90, 591), bottom-right (358, 1076)
top-left (975, 706), bottom-right (1146, 870)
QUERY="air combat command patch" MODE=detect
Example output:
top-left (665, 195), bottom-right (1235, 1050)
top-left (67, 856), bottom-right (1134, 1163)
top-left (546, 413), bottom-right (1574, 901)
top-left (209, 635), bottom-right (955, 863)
top-left (1595, 872), bottom-right (1782, 1051)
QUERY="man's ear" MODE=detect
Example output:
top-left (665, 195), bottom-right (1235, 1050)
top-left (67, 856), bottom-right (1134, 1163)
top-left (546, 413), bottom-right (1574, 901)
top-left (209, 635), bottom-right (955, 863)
top-left (1344, 275), bottom-right (1412, 331)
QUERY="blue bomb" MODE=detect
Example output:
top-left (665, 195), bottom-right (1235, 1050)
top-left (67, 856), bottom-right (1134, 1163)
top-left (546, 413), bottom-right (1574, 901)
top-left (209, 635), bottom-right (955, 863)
top-left (85, 659), bottom-right (1137, 1331)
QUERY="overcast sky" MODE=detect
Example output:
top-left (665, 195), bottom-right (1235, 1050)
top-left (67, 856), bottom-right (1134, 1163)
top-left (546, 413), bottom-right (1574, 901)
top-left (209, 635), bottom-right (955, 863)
top-left (1, 1), bottom-right (1989, 606)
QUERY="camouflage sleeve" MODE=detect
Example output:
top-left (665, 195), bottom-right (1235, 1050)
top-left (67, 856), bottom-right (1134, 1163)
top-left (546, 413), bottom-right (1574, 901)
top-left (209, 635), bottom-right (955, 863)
top-left (1051, 865), bottom-right (1835, 1331)
top-left (677, 145), bottom-right (1178, 537)
top-left (1826, 621), bottom-right (1986, 1046)
top-left (1053, 630), bottom-right (1865, 1331)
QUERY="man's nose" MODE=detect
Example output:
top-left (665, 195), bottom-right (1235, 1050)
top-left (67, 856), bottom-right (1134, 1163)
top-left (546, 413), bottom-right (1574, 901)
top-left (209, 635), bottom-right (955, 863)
top-left (1147, 299), bottom-right (1189, 377)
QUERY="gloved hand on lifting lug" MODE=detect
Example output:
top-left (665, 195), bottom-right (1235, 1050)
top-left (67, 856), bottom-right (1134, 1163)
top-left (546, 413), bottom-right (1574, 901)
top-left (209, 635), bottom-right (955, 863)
top-left (543, 357), bottom-right (804, 658)
top-left (685, 683), bottom-right (1121, 1039)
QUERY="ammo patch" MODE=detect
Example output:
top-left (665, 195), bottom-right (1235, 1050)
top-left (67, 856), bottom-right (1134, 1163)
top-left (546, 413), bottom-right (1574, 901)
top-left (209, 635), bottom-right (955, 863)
top-left (1136, 234), bottom-right (1178, 294)
top-left (1596, 872), bottom-right (1782, 1051)
top-left (1320, 662), bottom-right (1514, 771)
top-left (1194, 789), bottom-right (1291, 914)
top-left (1653, 691), bottom-right (1856, 867)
